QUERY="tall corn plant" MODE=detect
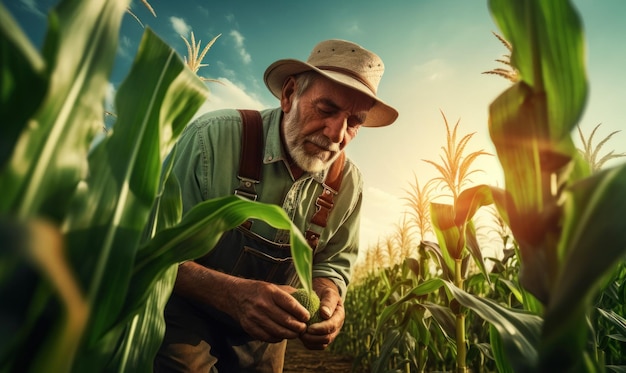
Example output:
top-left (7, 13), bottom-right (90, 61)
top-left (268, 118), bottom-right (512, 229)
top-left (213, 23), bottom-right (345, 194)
top-left (424, 112), bottom-right (491, 373)
top-left (418, 1), bottom-right (626, 372)
top-left (0, 1), bottom-right (312, 372)
top-left (485, 0), bottom-right (626, 370)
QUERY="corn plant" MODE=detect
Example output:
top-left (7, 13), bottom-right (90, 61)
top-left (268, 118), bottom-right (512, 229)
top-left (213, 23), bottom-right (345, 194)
top-left (577, 123), bottom-right (626, 173)
top-left (180, 31), bottom-right (222, 83)
top-left (482, 31), bottom-right (519, 83)
top-left (422, 110), bottom-right (491, 202)
top-left (358, 110), bottom-right (493, 372)
top-left (0, 1), bottom-right (312, 372)
top-left (423, 111), bottom-right (491, 373)
top-left (403, 174), bottom-right (435, 243)
top-left (592, 263), bottom-right (626, 368)
top-left (420, 0), bottom-right (626, 371)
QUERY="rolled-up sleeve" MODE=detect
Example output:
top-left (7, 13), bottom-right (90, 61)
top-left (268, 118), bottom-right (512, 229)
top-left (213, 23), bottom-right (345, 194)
top-left (311, 192), bottom-right (361, 298)
top-left (311, 159), bottom-right (363, 299)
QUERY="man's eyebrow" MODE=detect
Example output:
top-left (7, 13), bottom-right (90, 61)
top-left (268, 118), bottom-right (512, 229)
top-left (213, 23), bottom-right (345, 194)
top-left (313, 97), bottom-right (341, 110)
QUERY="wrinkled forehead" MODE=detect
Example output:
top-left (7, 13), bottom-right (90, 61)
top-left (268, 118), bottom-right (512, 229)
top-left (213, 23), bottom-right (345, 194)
top-left (310, 75), bottom-right (376, 112)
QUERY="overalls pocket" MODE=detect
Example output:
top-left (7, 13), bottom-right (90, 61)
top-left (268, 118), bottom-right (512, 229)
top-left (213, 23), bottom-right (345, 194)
top-left (195, 225), bottom-right (298, 286)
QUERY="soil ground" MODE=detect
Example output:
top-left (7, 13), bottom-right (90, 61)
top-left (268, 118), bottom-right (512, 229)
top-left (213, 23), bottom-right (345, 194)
top-left (282, 339), bottom-right (353, 372)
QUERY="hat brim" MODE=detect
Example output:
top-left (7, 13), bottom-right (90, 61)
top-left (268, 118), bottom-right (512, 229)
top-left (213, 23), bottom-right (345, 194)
top-left (264, 59), bottom-right (398, 128)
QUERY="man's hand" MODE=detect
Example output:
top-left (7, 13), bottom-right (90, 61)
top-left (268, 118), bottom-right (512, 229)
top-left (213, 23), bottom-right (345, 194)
top-left (299, 277), bottom-right (345, 350)
top-left (174, 262), bottom-right (309, 343)
top-left (228, 279), bottom-right (310, 342)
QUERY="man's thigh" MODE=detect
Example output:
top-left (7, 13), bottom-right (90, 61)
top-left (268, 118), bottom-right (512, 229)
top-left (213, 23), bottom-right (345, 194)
top-left (154, 294), bottom-right (287, 373)
top-left (154, 295), bottom-right (218, 373)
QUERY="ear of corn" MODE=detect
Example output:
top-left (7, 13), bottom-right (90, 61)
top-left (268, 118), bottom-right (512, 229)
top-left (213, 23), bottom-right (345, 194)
top-left (292, 289), bottom-right (322, 325)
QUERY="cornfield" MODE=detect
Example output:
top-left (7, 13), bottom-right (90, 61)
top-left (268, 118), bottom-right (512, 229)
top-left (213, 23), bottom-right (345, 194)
top-left (2, 0), bottom-right (626, 372)
top-left (329, 1), bottom-right (626, 371)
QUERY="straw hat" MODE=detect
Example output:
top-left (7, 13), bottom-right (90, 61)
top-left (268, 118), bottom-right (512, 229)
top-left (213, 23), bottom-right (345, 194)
top-left (263, 39), bottom-right (398, 127)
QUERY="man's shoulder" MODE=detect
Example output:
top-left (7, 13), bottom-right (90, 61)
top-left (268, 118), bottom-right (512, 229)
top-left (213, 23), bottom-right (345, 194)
top-left (340, 156), bottom-right (364, 193)
top-left (187, 108), bottom-right (280, 132)
top-left (189, 109), bottom-right (242, 129)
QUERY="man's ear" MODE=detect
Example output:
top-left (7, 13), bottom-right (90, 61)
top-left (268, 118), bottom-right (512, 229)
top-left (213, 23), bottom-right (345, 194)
top-left (280, 76), bottom-right (296, 112)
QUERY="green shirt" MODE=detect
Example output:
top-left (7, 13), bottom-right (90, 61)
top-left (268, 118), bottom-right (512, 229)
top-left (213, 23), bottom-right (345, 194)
top-left (171, 107), bottom-right (362, 296)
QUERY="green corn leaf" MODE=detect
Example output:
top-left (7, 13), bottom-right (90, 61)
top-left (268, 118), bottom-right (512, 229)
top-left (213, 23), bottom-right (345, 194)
top-left (421, 302), bottom-right (456, 339)
top-left (0, 4), bottom-right (47, 167)
top-left (0, 219), bottom-right (88, 373)
top-left (453, 185), bottom-right (495, 226)
top-left (106, 196), bottom-right (309, 371)
top-left (498, 278), bottom-right (524, 306)
top-left (430, 203), bottom-right (458, 272)
top-left (430, 185), bottom-right (498, 280)
top-left (142, 151), bottom-right (184, 243)
top-left (552, 164), bottom-right (626, 311)
top-left (488, 81), bottom-right (544, 217)
top-left (443, 280), bottom-right (542, 373)
top-left (0, 0), bottom-right (130, 220)
top-left (597, 308), bottom-right (626, 339)
top-left (88, 266), bottom-right (178, 373)
top-left (487, 0), bottom-right (588, 215)
top-left (127, 195), bottom-right (312, 316)
top-left (489, 0), bottom-right (587, 139)
top-left (63, 27), bottom-right (208, 349)
top-left (110, 167), bottom-right (184, 373)
top-left (373, 278), bottom-right (448, 344)
top-left (421, 240), bottom-right (454, 281)
top-left (487, 0), bottom-right (589, 305)
top-left (371, 328), bottom-right (404, 372)
top-left (540, 164), bottom-right (626, 368)
top-left (489, 324), bottom-right (514, 373)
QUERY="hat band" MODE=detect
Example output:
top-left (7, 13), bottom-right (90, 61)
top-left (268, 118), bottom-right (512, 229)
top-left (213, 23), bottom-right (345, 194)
top-left (316, 65), bottom-right (377, 95)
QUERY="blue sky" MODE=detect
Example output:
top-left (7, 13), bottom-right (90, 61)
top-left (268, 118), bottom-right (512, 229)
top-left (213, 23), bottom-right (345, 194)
top-left (7, 0), bottom-right (626, 252)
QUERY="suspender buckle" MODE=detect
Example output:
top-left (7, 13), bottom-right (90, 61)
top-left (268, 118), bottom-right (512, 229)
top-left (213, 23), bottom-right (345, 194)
top-left (315, 194), bottom-right (334, 211)
top-left (305, 230), bottom-right (320, 250)
top-left (235, 177), bottom-right (259, 201)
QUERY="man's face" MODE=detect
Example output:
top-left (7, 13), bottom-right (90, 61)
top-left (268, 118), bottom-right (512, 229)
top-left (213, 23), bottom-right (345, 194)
top-left (282, 76), bottom-right (375, 173)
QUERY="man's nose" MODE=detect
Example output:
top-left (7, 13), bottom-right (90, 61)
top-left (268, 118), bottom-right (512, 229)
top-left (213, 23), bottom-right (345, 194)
top-left (324, 116), bottom-right (346, 144)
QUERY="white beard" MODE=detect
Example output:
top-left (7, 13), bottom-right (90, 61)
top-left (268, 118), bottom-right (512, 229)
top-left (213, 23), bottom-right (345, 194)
top-left (283, 98), bottom-right (341, 173)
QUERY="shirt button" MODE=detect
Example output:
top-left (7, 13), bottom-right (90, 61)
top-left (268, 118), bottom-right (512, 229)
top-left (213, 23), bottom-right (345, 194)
top-left (268, 156), bottom-right (273, 161)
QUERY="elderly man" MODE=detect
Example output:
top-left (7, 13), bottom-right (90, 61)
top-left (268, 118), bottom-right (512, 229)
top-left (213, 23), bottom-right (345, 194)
top-left (154, 39), bottom-right (398, 372)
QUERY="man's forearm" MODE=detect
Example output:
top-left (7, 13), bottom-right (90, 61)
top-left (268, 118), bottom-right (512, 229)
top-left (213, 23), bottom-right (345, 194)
top-left (173, 261), bottom-right (242, 314)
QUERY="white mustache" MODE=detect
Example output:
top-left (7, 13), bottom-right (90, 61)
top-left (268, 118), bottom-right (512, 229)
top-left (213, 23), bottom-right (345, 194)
top-left (307, 135), bottom-right (340, 152)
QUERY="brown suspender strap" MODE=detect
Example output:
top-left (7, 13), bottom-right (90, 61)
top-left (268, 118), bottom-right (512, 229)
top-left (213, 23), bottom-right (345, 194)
top-left (304, 151), bottom-right (346, 250)
top-left (235, 109), bottom-right (263, 201)
top-left (234, 108), bottom-right (346, 250)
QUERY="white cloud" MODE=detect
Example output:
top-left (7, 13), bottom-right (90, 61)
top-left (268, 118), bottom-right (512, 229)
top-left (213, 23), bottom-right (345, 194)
top-left (196, 5), bottom-right (209, 18)
top-left (412, 58), bottom-right (453, 81)
top-left (230, 30), bottom-right (252, 64)
top-left (192, 78), bottom-right (270, 120)
top-left (170, 16), bottom-right (191, 36)
top-left (345, 21), bottom-right (361, 35)
top-left (104, 82), bottom-right (117, 112)
top-left (19, 0), bottom-right (45, 17)
top-left (216, 61), bottom-right (236, 80)
top-left (117, 35), bottom-right (133, 59)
